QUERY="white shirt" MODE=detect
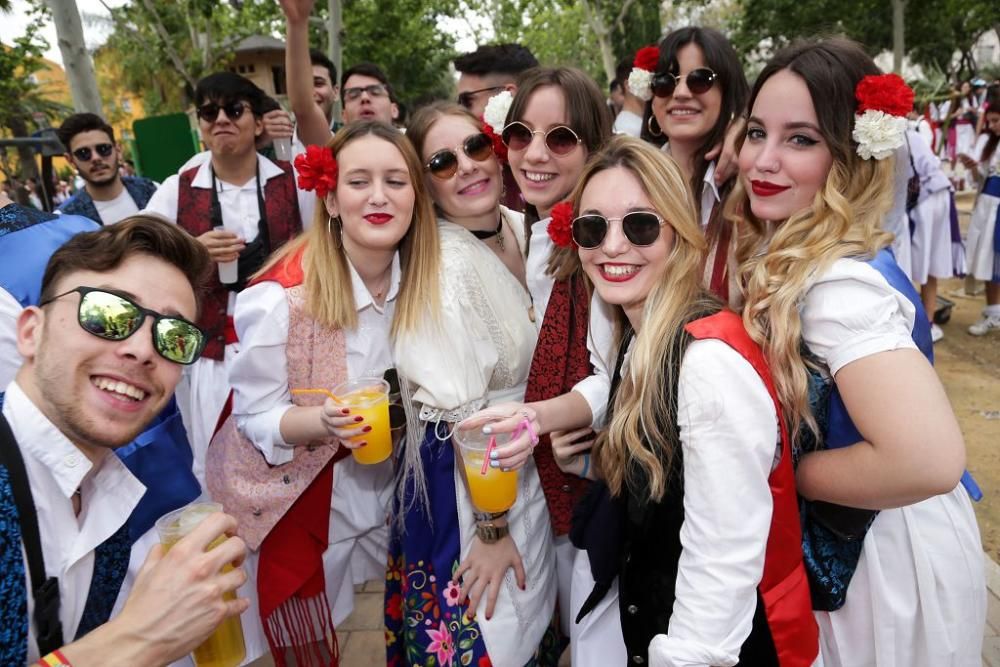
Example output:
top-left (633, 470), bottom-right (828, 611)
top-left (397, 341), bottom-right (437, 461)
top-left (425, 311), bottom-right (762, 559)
top-left (639, 339), bottom-right (779, 667)
top-left (93, 187), bottom-right (140, 225)
top-left (144, 153), bottom-right (312, 233)
top-left (613, 110), bottom-right (643, 138)
top-left (229, 253), bottom-right (401, 465)
top-left (525, 218), bottom-right (618, 428)
top-left (2, 382), bottom-right (145, 663)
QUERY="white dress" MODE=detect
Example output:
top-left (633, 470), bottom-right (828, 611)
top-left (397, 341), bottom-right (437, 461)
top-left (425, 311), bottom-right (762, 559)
top-left (966, 143), bottom-right (1000, 283)
top-left (800, 258), bottom-right (986, 667)
top-left (393, 213), bottom-right (558, 667)
top-left (222, 257), bottom-right (397, 663)
top-left (906, 129), bottom-right (958, 284)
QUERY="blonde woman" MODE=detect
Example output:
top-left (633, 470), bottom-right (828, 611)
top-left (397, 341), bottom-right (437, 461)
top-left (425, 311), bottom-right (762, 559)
top-left (732, 39), bottom-right (984, 665)
top-left (204, 121), bottom-right (439, 666)
top-left (569, 136), bottom-right (818, 666)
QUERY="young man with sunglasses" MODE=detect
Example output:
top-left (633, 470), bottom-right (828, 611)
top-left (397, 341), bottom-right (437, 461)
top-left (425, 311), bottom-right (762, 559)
top-left (143, 72), bottom-right (306, 485)
top-left (56, 113), bottom-right (158, 225)
top-left (453, 43), bottom-right (538, 119)
top-left (0, 216), bottom-right (251, 666)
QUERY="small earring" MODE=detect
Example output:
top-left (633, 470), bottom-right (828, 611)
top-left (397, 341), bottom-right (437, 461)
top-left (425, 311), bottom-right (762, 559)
top-left (647, 114), bottom-right (663, 138)
top-left (328, 215), bottom-right (343, 249)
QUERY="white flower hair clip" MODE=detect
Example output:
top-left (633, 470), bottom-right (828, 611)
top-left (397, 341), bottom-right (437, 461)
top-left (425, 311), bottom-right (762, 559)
top-left (483, 90), bottom-right (513, 135)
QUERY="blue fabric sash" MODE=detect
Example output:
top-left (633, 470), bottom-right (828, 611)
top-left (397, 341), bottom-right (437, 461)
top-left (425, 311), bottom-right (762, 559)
top-left (802, 248), bottom-right (981, 611)
top-left (983, 177), bottom-right (1000, 263)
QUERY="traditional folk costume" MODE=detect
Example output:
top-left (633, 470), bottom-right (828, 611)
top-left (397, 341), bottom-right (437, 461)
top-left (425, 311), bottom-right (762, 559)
top-left (0, 384), bottom-right (142, 664)
top-left (143, 154), bottom-right (304, 487)
top-left (388, 212), bottom-right (559, 667)
top-left (904, 130), bottom-right (965, 283)
top-left (205, 247), bottom-right (394, 665)
top-left (796, 251), bottom-right (985, 666)
top-left (966, 138), bottom-right (1000, 285)
top-left (573, 310), bottom-right (819, 667)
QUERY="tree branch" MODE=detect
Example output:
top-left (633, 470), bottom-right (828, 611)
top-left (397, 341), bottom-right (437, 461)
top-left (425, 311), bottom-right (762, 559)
top-left (613, 0), bottom-right (639, 34)
top-left (140, 0), bottom-right (197, 91)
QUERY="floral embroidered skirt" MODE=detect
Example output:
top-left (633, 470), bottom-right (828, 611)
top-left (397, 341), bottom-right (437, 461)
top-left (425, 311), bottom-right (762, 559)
top-left (385, 423), bottom-right (559, 666)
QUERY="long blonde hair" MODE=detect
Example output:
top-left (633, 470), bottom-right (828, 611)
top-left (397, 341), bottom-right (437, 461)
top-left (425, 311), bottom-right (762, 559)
top-left (581, 136), bottom-right (720, 502)
top-left (257, 121), bottom-right (439, 335)
top-left (729, 38), bottom-right (894, 442)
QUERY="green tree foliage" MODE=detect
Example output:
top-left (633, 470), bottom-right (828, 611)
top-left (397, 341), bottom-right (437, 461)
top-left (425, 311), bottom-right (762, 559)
top-left (734, 0), bottom-right (998, 78)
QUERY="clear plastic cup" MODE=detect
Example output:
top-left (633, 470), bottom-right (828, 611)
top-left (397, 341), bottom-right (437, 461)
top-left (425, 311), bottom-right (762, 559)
top-left (453, 415), bottom-right (519, 513)
top-left (273, 136), bottom-right (293, 162)
top-left (155, 502), bottom-right (246, 667)
top-left (332, 377), bottom-right (392, 464)
top-left (212, 225), bottom-right (238, 285)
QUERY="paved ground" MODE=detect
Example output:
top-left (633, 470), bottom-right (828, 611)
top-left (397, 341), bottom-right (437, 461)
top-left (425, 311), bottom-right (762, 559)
top-left (252, 190), bottom-right (1000, 665)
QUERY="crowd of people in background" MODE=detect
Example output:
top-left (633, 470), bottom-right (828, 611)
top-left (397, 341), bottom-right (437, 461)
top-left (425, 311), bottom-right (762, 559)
top-left (1, 2), bottom-right (999, 666)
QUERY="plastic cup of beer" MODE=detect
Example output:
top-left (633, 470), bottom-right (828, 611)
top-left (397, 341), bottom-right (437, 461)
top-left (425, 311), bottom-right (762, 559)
top-left (212, 225), bottom-right (239, 285)
top-left (453, 416), bottom-right (519, 513)
top-left (155, 502), bottom-right (246, 667)
top-left (332, 377), bottom-right (392, 464)
top-left (273, 136), bottom-right (293, 162)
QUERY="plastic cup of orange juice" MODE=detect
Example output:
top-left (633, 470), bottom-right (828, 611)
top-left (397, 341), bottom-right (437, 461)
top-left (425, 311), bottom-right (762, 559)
top-left (333, 377), bottom-right (392, 464)
top-left (453, 416), bottom-right (519, 513)
top-left (155, 502), bottom-right (246, 667)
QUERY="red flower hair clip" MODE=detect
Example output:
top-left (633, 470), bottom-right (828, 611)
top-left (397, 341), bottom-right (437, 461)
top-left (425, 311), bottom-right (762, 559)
top-left (633, 46), bottom-right (660, 73)
top-left (482, 118), bottom-right (508, 163)
top-left (855, 73), bottom-right (914, 117)
top-left (294, 144), bottom-right (339, 199)
top-left (548, 201), bottom-right (576, 249)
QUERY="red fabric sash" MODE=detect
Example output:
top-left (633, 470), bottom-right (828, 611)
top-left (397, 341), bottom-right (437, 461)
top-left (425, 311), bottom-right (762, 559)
top-left (524, 273), bottom-right (593, 535)
top-left (685, 311), bottom-right (819, 666)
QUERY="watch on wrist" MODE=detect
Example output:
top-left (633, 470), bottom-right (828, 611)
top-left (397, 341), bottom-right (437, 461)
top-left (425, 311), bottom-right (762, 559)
top-left (475, 521), bottom-right (510, 544)
top-left (473, 509), bottom-right (508, 522)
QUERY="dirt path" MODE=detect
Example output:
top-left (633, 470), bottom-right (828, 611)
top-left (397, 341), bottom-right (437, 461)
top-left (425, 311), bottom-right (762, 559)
top-left (937, 192), bottom-right (1000, 559)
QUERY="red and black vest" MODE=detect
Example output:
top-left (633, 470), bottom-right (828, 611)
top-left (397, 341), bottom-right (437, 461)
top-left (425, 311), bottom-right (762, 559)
top-left (176, 160), bottom-right (302, 360)
top-left (618, 310), bottom-right (818, 666)
top-left (523, 272), bottom-right (592, 535)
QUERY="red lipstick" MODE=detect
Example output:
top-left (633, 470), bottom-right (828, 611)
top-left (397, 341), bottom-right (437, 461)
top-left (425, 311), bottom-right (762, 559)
top-left (364, 213), bottom-right (393, 224)
top-left (751, 180), bottom-right (790, 197)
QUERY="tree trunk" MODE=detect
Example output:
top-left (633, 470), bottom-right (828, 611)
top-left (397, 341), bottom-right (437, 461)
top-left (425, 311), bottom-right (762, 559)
top-left (328, 0), bottom-right (343, 124)
top-left (8, 115), bottom-right (41, 182)
top-left (891, 0), bottom-right (906, 74)
top-left (579, 0), bottom-right (616, 85)
top-left (44, 0), bottom-right (104, 114)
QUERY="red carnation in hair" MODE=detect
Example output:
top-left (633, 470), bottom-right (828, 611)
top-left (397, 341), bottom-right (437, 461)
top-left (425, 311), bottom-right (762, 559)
top-left (855, 73), bottom-right (914, 118)
top-left (481, 118), bottom-right (508, 163)
top-left (633, 46), bottom-right (660, 72)
top-left (294, 144), bottom-right (339, 199)
top-left (548, 201), bottom-right (576, 249)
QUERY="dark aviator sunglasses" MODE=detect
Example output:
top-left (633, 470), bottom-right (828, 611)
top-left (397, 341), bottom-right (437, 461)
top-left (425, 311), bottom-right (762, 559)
top-left (72, 143), bottom-right (114, 162)
top-left (196, 101), bottom-right (252, 123)
top-left (425, 133), bottom-right (494, 179)
top-left (40, 287), bottom-right (207, 365)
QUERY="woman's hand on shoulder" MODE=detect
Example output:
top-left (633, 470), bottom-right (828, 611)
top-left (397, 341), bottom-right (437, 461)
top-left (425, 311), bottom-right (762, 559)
top-left (453, 532), bottom-right (526, 622)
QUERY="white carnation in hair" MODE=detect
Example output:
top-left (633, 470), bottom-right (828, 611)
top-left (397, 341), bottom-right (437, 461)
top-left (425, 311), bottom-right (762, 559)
top-left (483, 90), bottom-right (514, 134)
top-left (627, 68), bottom-right (653, 101)
top-left (852, 110), bottom-right (907, 160)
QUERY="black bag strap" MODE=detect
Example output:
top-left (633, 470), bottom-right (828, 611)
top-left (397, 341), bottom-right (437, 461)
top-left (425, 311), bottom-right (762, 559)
top-left (0, 413), bottom-right (65, 654)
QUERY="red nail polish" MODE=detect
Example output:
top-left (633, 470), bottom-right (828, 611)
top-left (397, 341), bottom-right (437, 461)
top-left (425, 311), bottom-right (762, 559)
top-left (341, 408), bottom-right (350, 415)
top-left (354, 416), bottom-right (363, 422)
top-left (485, 614), bottom-right (492, 621)
top-left (362, 425), bottom-right (372, 433)
top-left (359, 441), bottom-right (367, 447)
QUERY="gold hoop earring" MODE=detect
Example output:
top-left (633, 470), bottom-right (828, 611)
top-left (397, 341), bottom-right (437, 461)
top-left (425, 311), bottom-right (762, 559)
top-left (647, 114), bottom-right (663, 138)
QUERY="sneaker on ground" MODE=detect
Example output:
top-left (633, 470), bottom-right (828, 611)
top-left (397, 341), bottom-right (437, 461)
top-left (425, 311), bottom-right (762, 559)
top-left (968, 314), bottom-right (1000, 336)
top-left (930, 323), bottom-right (944, 343)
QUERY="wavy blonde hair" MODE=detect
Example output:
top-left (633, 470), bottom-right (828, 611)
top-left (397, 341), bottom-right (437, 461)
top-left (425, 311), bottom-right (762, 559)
top-left (580, 136), bottom-right (719, 502)
top-left (728, 38), bottom-right (894, 442)
top-left (257, 121), bottom-right (439, 336)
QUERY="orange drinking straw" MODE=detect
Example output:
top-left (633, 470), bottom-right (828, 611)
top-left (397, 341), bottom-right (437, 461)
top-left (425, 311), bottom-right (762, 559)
top-left (291, 388), bottom-right (345, 404)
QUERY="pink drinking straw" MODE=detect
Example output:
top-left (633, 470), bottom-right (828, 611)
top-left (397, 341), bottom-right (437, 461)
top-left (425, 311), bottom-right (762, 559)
top-left (480, 435), bottom-right (497, 476)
